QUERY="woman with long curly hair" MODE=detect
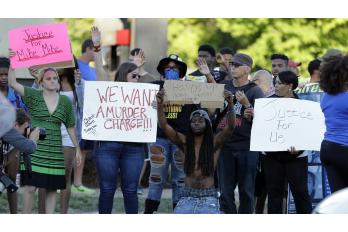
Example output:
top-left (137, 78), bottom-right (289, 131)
top-left (319, 54), bottom-right (348, 193)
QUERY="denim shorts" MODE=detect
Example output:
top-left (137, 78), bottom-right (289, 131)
top-left (174, 187), bottom-right (220, 214)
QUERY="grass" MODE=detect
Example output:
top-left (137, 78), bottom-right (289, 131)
top-left (0, 188), bottom-right (173, 214)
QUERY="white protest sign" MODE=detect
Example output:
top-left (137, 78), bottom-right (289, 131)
top-left (82, 81), bottom-right (159, 143)
top-left (250, 98), bottom-right (326, 151)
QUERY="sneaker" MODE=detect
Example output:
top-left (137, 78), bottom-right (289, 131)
top-left (71, 185), bottom-right (95, 194)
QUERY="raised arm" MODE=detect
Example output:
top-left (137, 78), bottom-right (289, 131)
top-left (74, 69), bottom-right (85, 112)
top-left (8, 49), bottom-right (25, 96)
top-left (214, 90), bottom-right (235, 152)
top-left (91, 26), bottom-right (108, 81)
top-left (216, 53), bottom-right (233, 80)
top-left (196, 58), bottom-right (216, 83)
top-left (157, 89), bottom-right (185, 148)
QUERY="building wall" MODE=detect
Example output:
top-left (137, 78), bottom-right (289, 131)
top-left (132, 19), bottom-right (168, 79)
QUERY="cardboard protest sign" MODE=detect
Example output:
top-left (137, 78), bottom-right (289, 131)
top-left (250, 98), bottom-right (326, 151)
top-left (164, 80), bottom-right (225, 108)
top-left (82, 81), bottom-right (159, 143)
top-left (9, 22), bottom-right (74, 69)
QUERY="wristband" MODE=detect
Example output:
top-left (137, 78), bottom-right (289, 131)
top-left (94, 45), bottom-right (101, 52)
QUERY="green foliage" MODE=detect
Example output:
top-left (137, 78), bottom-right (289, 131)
top-left (168, 18), bottom-right (348, 77)
top-left (55, 18), bottom-right (95, 58)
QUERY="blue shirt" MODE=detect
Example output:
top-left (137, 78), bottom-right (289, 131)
top-left (321, 92), bottom-right (348, 146)
top-left (6, 87), bottom-right (27, 111)
top-left (77, 59), bottom-right (96, 81)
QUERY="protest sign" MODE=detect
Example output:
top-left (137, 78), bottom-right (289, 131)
top-left (250, 98), bottom-right (325, 151)
top-left (163, 80), bottom-right (225, 108)
top-left (82, 81), bottom-right (159, 143)
top-left (9, 22), bottom-right (74, 69)
top-left (287, 84), bottom-right (331, 213)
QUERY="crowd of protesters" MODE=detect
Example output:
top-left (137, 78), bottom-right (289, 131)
top-left (0, 25), bottom-right (347, 214)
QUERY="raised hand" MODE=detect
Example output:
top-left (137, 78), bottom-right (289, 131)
top-left (28, 67), bottom-right (40, 79)
top-left (91, 26), bottom-right (101, 47)
top-left (133, 49), bottom-right (145, 68)
top-left (216, 52), bottom-right (229, 69)
top-left (151, 99), bottom-right (157, 110)
top-left (156, 89), bottom-right (165, 106)
top-left (7, 49), bottom-right (25, 96)
top-left (216, 53), bottom-right (224, 64)
top-left (196, 58), bottom-right (210, 75)
top-left (9, 48), bottom-right (16, 60)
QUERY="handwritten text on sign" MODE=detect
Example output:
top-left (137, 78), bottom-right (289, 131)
top-left (250, 98), bottom-right (325, 151)
top-left (9, 23), bottom-right (72, 68)
top-left (164, 80), bottom-right (225, 108)
top-left (82, 81), bottom-right (160, 143)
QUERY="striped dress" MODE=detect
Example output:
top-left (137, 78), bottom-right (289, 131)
top-left (20, 87), bottom-right (75, 190)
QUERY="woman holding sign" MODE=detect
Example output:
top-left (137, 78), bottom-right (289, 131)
top-left (319, 54), bottom-right (348, 193)
top-left (262, 71), bottom-right (312, 214)
top-left (8, 50), bottom-right (82, 214)
top-left (91, 26), bottom-right (145, 214)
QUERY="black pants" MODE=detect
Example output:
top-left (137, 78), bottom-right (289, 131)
top-left (263, 154), bottom-right (312, 214)
top-left (320, 140), bottom-right (348, 193)
top-left (218, 148), bottom-right (259, 214)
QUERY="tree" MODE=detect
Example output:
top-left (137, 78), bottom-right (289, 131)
top-left (55, 18), bottom-right (94, 57)
top-left (168, 18), bottom-right (348, 77)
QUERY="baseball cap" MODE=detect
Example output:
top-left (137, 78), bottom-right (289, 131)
top-left (288, 59), bottom-right (302, 68)
top-left (190, 109), bottom-right (211, 124)
top-left (231, 53), bottom-right (253, 68)
top-left (319, 48), bottom-right (343, 61)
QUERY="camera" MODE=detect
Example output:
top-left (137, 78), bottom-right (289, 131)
top-left (25, 127), bottom-right (46, 140)
top-left (0, 172), bottom-right (18, 193)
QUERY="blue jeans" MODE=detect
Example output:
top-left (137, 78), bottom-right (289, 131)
top-left (146, 137), bottom-right (185, 204)
top-left (174, 187), bottom-right (220, 214)
top-left (218, 147), bottom-right (259, 214)
top-left (95, 141), bottom-right (144, 214)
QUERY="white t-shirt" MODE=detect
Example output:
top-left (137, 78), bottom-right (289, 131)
top-left (60, 91), bottom-right (76, 147)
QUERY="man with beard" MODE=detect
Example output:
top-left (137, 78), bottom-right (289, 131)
top-left (271, 54), bottom-right (289, 81)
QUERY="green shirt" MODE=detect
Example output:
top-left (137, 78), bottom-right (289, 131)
top-left (21, 87), bottom-right (75, 176)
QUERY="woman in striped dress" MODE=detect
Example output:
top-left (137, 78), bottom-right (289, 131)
top-left (8, 51), bottom-right (82, 213)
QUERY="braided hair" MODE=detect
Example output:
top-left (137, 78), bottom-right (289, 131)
top-left (184, 118), bottom-right (214, 177)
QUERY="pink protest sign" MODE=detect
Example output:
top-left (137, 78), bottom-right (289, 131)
top-left (9, 22), bottom-right (73, 68)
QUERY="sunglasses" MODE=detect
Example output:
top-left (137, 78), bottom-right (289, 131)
top-left (229, 62), bottom-right (243, 68)
top-left (131, 74), bottom-right (141, 79)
